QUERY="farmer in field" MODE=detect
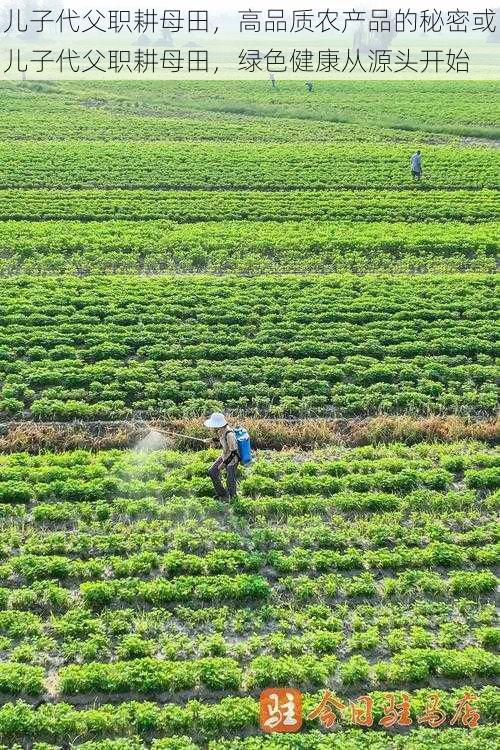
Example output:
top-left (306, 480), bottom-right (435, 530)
top-left (411, 150), bottom-right (422, 180)
top-left (205, 412), bottom-right (239, 500)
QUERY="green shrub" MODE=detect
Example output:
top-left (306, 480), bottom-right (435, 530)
top-left (0, 663), bottom-right (44, 695)
top-left (449, 571), bottom-right (497, 596)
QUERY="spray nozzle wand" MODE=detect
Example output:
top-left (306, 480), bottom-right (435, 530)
top-left (145, 425), bottom-right (211, 445)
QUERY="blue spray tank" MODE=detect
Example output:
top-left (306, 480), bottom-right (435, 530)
top-left (234, 426), bottom-right (252, 465)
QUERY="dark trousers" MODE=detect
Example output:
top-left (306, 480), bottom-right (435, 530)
top-left (208, 457), bottom-right (237, 498)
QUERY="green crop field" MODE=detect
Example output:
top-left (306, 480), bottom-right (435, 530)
top-left (0, 442), bottom-right (497, 750)
top-left (0, 79), bottom-right (498, 749)
top-left (0, 275), bottom-right (497, 419)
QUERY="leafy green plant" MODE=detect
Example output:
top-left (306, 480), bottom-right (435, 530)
top-left (340, 656), bottom-right (371, 685)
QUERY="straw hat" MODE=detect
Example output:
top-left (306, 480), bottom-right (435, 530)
top-left (203, 412), bottom-right (228, 429)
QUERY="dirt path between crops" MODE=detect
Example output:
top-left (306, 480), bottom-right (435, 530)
top-left (461, 136), bottom-right (500, 148)
top-left (0, 416), bottom-right (498, 453)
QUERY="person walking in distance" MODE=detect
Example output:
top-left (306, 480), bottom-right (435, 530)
top-left (411, 150), bottom-right (422, 181)
top-left (205, 412), bottom-right (239, 500)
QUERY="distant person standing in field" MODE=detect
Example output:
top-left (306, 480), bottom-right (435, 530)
top-left (306, 81), bottom-right (314, 93)
top-left (269, 73), bottom-right (277, 89)
top-left (411, 150), bottom-right (422, 181)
